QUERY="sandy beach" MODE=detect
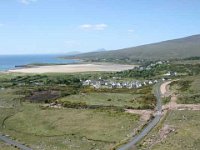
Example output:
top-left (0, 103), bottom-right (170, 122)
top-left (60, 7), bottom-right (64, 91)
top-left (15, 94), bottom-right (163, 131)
top-left (9, 64), bottom-right (136, 73)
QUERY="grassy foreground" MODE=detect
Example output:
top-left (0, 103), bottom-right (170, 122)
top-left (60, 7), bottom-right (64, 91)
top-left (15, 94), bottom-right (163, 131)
top-left (2, 103), bottom-right (139, 150)
top-left (153, 110), bottom-right (200, 150)
top-left (0, 73), bottom-right (153, 150)
top-left (138, 110), bottom-right (200, 150)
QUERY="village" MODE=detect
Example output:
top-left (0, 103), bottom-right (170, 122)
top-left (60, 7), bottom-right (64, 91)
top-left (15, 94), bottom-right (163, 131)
top-left (82, 78), bottom-right (158, 89)
top-left (82, 61), bottom-right (177, 89)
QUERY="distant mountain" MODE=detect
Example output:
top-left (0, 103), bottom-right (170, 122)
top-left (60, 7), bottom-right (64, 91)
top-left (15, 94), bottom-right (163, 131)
top-left (67, 34), bottom-right (200, 61)
top-left (94, 48), bottom-right (107, 52)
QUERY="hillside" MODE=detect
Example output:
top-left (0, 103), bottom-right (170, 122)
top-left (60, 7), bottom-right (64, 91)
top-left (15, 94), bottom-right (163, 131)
top-left (67, 35), bottom-right (200, 61)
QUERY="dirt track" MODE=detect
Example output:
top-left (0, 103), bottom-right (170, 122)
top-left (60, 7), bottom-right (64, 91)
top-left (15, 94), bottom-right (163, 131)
top-left (160, 81), bottom-right (173, 96)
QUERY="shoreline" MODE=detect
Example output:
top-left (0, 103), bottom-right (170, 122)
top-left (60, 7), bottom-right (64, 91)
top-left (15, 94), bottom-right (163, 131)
top-left (8, 63), bottom-right (136, 74)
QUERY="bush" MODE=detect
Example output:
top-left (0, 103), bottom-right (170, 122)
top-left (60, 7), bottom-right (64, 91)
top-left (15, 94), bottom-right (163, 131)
top-left (177, 80), bottom-right (192, 92)
top-left (62, 101), bottom-right (87, 109)
top-left (162, 97), bottom-right (171, 104)
top-left (178, 94), bottom-right (200, 104)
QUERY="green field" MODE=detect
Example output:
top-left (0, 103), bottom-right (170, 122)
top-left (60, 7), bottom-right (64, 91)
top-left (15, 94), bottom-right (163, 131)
top-left (0, 73), bottom-right (145, 150)
top-left (138, 110), bottom-right (200, 150)
top-left (137, 73), bottom-right (200, 150)
top-left (59, 92), bottom-right (154, 109)
top-left (170, 75), bottom-right (200, 104)
top-left (0, 88), bottom-right (22, 128)
top-left (0, 88), bottom-right (23, 107)
top-left (1, 103), bottom-right (140, 150)
top-left (0, 73), bottom-right (160, 149)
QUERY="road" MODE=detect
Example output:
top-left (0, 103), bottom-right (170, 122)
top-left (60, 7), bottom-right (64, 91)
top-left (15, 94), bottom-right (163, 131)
top-left (0, 106), bottom-right (32, 149)
top-left (0, 134), bottom-right (32, 150)
top-left (117, 82), bottom-right (163, 150)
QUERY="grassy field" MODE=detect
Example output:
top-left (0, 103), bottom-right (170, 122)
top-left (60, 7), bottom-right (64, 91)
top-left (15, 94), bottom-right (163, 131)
top-left (0, 73), bottom-right (155, 149)
top-left (170, 75), bottom-right (200, 104)
top-left (137, 75), bottom-right (199, 149)
top-left (63, 85), bottom-right (156, 110)
top-left (138, 110), bottom-right (200, 150)
top-left (0, 88), bottom-right (22, 129)
top-left (0, 88), bottom-right (23, 107)
top-left (1, 103), bottom-right (140, 150)
top-left (59, 93), bottom-right (146, 109)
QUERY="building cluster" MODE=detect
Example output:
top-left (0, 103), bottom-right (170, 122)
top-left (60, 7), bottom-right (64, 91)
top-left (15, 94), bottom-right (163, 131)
top-left (82, 60), bottom-right (178, 89)
top-left (134, 61), bottom-right (177, 77)
top-left (82, 79), bottom-right (158, 89)
top-left (164, 71), bottom-right (177, 76)
top-left (135, 61), bottom-right (169, 71)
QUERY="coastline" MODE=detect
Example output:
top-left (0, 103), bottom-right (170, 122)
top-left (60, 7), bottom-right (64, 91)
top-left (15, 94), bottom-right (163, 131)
top-left (8, 63), bottom-right (136, 73)
top-left (0, 55), bottom-right (81, 72)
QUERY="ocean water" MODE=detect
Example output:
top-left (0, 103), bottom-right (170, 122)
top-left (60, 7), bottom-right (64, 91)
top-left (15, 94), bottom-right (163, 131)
top-left (0, 54), bottom-right (79, 71)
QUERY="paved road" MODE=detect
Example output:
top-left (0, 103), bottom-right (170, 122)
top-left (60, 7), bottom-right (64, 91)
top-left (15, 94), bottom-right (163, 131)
top-left (0, 134), bottom-right (32, 150)
top-left (117, 82), bottom-right (163, 150)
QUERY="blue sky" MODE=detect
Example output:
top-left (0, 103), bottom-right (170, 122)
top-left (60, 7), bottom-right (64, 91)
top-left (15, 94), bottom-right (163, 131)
top-left (0, 0), bottom-right (200, 54)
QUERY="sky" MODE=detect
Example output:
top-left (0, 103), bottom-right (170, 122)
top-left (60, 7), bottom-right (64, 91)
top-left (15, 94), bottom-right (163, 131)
top-left (0, 0), bottom-right (200, 55)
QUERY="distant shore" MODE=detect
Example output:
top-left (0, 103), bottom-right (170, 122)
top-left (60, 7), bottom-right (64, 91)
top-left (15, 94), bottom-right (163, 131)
top-left (8, 64), bottom-right (136, 73)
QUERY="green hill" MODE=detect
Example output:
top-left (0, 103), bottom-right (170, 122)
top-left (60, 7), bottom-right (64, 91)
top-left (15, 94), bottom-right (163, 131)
top-left (67, 34), bottom-right (200, 61)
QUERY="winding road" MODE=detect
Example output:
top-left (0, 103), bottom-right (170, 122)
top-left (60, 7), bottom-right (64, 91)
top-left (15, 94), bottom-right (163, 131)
top-left (117, 82), bottom-right (163, 150)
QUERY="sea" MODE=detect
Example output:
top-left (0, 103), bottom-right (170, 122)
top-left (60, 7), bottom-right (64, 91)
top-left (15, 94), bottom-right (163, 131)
top-left (0, 54), bottom-right (79, 71)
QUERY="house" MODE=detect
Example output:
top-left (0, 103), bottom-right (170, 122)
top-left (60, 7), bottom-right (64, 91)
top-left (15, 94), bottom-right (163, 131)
top-left (136, 83), bottom-right (142, 88)
top-left (111, 82), bottom-right (117, 88)
top-left (128, 84), bottom-right (134, 89)
top-left (105, 82), bottom-right (108, 86)
top-left (34, 82), bottom-right (44, 86)
top-left (164, 71), bottom-right (177, 76)
top-left (156, 61), bottom-right (163, 65)
top-left (139, 67), bottom-right (144, 71)
top-left (171, 72), bottom-right (177, 76)
top-left (164, 72), bottom-right (171, 76)
top-left (83, 80), bottom-right (91, 86)
top-left (146, 66), bottom-right (152, 70)
top-left (116, 83), bottom-right (122, 88)
top-left (154, 80), bottom-right (158, 83)
top-left (148, 80), bottom-right (153, 85)
top-left (150, 63), bottom-right (156, 67)
top-left (90, 80), bottom-right (97, 86)
top-left (93, 84), bottom-right (100, 89)
top-left (99, 80), bottom-right (106, 85)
